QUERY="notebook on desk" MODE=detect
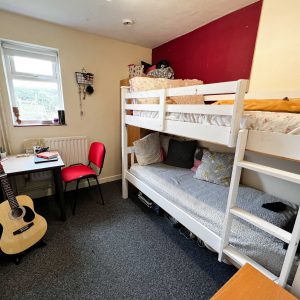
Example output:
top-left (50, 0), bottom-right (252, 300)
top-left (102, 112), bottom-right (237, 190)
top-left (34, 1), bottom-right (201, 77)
top-left (34, 156), bottom-right (59, 164)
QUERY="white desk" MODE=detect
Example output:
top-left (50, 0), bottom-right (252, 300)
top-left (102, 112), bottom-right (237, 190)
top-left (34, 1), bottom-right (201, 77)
top-left (0, 155), bottom-right (66, 221)
top-left (2, 155), bottom-right (64, 174)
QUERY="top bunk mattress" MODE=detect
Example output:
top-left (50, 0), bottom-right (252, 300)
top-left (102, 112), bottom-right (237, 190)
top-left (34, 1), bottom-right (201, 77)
top-left (132, 110), bottom-right (300, 135)
top-left (129, 77), bottom-right (300, 134)
top-left (129, 163), bottom-right (299, 280)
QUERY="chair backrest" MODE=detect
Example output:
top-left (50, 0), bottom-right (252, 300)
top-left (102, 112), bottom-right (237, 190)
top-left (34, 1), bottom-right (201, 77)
top-left (88, 142), bottom-right (105, 169)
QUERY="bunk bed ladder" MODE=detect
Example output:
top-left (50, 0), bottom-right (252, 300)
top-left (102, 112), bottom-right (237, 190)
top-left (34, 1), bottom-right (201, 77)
top-left (219, 129), bottom-right (300, 287)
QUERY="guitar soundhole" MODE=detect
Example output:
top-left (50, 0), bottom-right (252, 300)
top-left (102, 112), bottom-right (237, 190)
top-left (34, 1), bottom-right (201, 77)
top-left (23, 206), bottom-right (35, 222)
top-left (11, 207), bottom-right (24, 219)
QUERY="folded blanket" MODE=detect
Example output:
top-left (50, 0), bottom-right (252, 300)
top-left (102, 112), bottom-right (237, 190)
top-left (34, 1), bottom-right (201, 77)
top-left (213, 99), bottom-right (300, 113)
top-left (130, 77), bottom-right (204, 105)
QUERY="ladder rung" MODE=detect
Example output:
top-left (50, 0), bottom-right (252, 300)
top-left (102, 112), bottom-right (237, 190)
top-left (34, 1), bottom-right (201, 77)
top-left (237, 161), bottom-right (300, 184)
top-left (223, 245), bottom-right (278, 281)
top-left (230, 207), bottom-right (292, 244)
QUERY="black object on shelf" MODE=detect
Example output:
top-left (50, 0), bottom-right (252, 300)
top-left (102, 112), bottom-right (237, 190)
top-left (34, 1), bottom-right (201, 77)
top-left (58, 110), bottom-right (65, 125)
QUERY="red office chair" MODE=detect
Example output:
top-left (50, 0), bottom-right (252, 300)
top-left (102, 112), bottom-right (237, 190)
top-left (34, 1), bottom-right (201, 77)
top-left (61, 142), bottom-right (105, 215)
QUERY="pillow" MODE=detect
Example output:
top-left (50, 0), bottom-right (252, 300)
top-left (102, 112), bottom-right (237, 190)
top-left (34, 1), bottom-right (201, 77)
top-left (146, 65), bottom-right (156, 74)
top-left (165, 139), bottom-right (197, 169)
top-left (194, 150), bottom-right (234, 186)
top-left (160, 135), bottom-right (203, 159)
top-left (159, 134), bottom-right (172, 157)
top-left (133, 132), bottom-right (163, 166)
top-left (195, 147), bottom-right (204, 160)
top-left (191, 148), bottom-right (204, 172)
top-left (141, 61), bottom-right (152, 74)
top-left (147, 67), bottom-right (175, 79)
top-left (191, 159), bottom-right (201, 172)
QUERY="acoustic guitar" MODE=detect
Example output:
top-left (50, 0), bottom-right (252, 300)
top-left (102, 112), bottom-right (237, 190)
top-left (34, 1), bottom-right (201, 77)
top-left (0, 163), bottom-right (47, 255)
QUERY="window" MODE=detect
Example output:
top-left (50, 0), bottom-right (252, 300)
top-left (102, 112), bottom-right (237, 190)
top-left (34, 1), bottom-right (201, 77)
top-left (1, 40), bottom-right (64, 126)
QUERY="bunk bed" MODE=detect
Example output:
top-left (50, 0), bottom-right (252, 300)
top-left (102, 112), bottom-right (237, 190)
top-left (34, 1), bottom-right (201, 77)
top-left (120, 79), bottom-right (300, 292)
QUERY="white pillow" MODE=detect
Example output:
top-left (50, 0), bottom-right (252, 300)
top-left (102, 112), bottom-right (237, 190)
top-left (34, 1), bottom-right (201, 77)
top-left (133, 132), bottom-right (162, 166)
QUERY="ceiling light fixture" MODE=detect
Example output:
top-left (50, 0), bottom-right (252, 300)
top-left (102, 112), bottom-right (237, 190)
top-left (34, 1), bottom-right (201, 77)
top-left (122, 19), bottom-right (134, 26)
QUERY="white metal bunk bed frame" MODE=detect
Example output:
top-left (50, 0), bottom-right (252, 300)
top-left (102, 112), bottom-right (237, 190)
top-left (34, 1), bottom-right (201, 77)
top-left (121, 80), bottom-right (300, 292)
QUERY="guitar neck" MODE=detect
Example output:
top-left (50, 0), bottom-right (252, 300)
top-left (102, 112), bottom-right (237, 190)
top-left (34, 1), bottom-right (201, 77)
top-left (0, 172), bottom-right (19, 210)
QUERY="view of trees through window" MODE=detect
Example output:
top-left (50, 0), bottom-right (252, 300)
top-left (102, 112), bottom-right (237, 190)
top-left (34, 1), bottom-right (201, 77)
top-left (1, 41), bottom-right (64, 124)
top-left (13, 80), bottom-right (59, 121)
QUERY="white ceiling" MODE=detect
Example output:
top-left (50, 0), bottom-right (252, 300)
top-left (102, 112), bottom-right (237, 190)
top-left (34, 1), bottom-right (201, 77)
top-left (0, 0), bottom-right (259, 48)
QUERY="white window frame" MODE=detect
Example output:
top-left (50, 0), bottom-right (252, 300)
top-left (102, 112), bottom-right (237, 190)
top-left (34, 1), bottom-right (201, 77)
top-left (0, 39), bottom-right (65, 126)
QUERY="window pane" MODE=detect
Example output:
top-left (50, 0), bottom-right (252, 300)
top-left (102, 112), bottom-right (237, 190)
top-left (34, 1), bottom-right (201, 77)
top-left (13, 56), bottom-right (53, 76)
top-left (13, 79), bottom-right (60, 121)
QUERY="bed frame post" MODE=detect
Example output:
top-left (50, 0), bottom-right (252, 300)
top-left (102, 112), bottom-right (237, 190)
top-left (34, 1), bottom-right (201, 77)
top-left (228, 80), bottom-right (249, 147)
top-left (121, 86), bottom-right (129, 199)
top-left (291, 263), bottom-right (300, 297)
top-left (279, 206), bottom-right (300, 286)
top-left (159, 89), bottom-right (167, 131)
top-left (218, 129), bottom-right (248, 261)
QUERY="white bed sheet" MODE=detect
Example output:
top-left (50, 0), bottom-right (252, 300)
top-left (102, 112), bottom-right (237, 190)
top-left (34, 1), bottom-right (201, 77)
top-left (130, 163), bottom-right (299, 282)
top-left (133, 110), bottom-right (300, 134)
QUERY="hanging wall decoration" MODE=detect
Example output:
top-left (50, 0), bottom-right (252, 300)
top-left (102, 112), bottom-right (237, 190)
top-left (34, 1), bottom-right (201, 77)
top-left (75, 68), bottom-right (94, 117)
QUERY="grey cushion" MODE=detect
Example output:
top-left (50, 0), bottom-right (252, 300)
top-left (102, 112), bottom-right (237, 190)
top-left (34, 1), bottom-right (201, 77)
top-left (133, 132), bottom-right (162, 166)
top-left (194, 150), bottom-right (234, 186)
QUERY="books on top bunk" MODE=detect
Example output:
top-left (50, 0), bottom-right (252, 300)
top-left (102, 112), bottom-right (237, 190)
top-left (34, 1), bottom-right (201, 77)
top-left (34, 151), bottom-right (59, 164)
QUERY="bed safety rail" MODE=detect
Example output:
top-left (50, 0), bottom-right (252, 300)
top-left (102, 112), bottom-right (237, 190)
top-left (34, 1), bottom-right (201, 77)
top-left (121, 79), bottom-right (249, 148)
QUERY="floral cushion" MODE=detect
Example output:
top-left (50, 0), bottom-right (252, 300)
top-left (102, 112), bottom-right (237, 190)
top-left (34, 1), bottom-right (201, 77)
top-left (147, 67), bottom-right (174, 79)
top-left (194, 150), bottom-right (234, 186)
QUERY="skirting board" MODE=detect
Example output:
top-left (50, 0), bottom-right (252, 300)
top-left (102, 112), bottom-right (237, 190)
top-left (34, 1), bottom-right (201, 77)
top-left (18, 174), bottom-right (122, 199)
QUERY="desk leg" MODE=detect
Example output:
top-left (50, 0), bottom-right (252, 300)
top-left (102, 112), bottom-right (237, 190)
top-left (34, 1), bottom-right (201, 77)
top-left (53, 167), bottom-right (66, 221)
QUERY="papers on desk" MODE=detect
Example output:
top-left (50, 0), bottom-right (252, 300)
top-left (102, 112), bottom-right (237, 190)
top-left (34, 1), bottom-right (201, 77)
top-left (36, 151), bottom-right (59, 159)
top-left (34, 151), bottom-right (59, 164)
top-left (34, 156), bottom-right (59, 164)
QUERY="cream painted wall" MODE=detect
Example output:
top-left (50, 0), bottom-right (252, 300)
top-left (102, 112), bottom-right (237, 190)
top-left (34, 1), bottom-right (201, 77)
top-left (249, 0), bottom-right (300, 92)
top-left (243, 0), bottom-right (300, 204)
top-left (0, 11), bottom-right (151, 185)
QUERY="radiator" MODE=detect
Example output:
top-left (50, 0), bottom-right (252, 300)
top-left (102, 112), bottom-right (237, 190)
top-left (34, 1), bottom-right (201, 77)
top-left (43, 136), bottom-right (89, 167)
top-left (26, 136), bottom-right (88, 181)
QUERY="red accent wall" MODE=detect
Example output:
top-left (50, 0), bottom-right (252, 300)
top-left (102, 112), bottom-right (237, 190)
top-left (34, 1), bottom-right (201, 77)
top-left (152, 1), bottom-right (262, 83)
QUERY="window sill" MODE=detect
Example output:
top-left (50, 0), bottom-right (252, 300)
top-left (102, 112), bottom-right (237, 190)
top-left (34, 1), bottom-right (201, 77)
top-left (14, 122), bottom-right (67, 127)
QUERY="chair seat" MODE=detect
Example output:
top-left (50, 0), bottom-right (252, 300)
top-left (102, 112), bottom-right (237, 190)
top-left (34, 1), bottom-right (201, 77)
top-left (61, 165), bottom-right (96, 182)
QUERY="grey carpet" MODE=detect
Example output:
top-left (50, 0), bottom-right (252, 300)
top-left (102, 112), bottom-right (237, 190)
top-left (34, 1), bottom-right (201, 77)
top-left (0, 181), bottom-right (236, 299)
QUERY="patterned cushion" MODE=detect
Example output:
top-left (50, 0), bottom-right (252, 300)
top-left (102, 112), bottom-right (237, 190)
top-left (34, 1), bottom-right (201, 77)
top-left (194, 150), bottom-right (234, 186)
top-left (147, 67), bottom-right (174, 79)
top-left (133, 132), bottom-right (163, 166)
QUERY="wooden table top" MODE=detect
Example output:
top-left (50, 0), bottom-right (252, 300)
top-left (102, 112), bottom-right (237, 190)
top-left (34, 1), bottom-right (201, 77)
top-left (211, 264), bottom-right (297, 300)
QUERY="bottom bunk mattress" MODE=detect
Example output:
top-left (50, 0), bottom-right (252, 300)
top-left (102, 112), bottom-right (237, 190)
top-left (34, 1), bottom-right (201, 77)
top-left (129, 163), bottom-right (299, 280)
top-left (132, 110), bottom-right (300, 134)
